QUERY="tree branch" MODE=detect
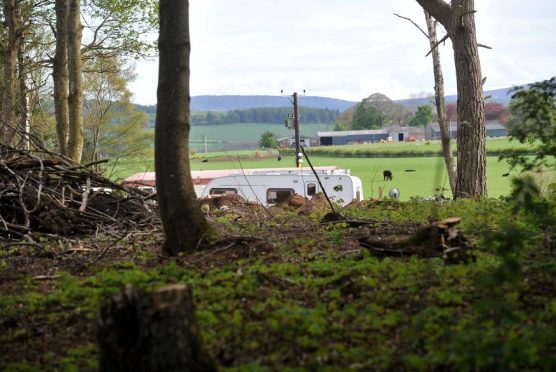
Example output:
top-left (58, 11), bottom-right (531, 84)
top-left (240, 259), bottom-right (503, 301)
top-left (393, 12), bottom-right (428, 38)
top-left (414, 0), bottom-right (452, 31)
top-left (478, 43), bottom-right (492, 50)
top-left (425, 33), bottom-right (449, 57)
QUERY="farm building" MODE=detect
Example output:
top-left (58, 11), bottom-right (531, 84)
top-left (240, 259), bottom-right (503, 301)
top-left (277, 136), bottom-right (318, 148)
top-left (317, 126), bottom-right (425, 146)
top-left (425, 120), bottom-right (507, 140)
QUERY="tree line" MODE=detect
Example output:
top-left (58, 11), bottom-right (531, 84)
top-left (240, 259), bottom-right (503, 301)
top-left (336, 94), bottom-right (510, 132)
top-left (0, 0), bottom-right (157, 164)
top-left (191, 107), bottom-right (339, 125)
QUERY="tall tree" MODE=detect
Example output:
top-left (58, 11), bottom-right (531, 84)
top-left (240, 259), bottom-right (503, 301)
top-left (409, 104), bottom-right (433, 127)
top-left (53, 0), bottom-right (70, 155)
top-left (82, 56), bottom-right (152, 165)
top-left (424, 10), bottom-right (456, 194)
top-left (1, 0), bottom-right (23, 144)
top-left (416, 0), bottom-right (487, 198)
top-left (66, 0), bottom-right (83, 162)
top-left (155, 0), bottom-right (211, 255)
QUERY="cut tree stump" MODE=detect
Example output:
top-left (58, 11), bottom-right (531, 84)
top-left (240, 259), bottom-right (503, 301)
top-left (96, 284), bottom-right (216, 372)
top-left (359, 217), bottom-right (476, 264)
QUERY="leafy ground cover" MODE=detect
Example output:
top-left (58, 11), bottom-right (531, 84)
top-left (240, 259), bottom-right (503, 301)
top-left (1, 195), bottom-right (554, 370)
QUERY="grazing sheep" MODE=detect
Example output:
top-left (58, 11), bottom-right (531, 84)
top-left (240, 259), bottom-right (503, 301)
top-left (383, 170), bottom-right (393, 181)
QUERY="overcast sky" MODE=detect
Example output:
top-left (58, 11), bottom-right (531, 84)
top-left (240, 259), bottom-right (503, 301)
top-left (128, 0), bottom-right (556, 105)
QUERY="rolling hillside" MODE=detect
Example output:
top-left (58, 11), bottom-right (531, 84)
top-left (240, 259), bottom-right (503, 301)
top-left (190, 95), bottom-right (356, 111)
top-left (136, 87), bottom-right (515, 115)
top-left (395, 87), bottom-right (515, 107)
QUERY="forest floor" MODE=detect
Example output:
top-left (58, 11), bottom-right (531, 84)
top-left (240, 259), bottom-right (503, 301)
top-left (1, 191), bottom-right (555, 370)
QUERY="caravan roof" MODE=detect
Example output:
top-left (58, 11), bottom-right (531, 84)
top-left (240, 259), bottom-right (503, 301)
top-left (122, 166), bottom-right (339, 188)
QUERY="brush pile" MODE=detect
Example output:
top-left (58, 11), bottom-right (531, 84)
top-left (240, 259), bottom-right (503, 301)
top-left (0, 145), bottom-right (157, 241)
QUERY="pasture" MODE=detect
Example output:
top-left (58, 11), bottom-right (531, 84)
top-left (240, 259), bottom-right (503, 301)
top-left (105, 151), bottom-right (554, 200)
top-left (186, 155), bottom-right (534, 200)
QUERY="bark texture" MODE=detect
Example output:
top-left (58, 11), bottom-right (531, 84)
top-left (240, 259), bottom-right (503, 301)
top-left (67, 0), bottom-right (84, 162)
top-left (424, 11), bottom-right (456, 195)
top-left (416, 0), bottom-right (486, 198)
top-left (53, 0), bottom-right (70, 155)
top-left (155, 0), bottom-right (211, 255)
top-left (17, 41), bottom-right (30, 150)
top-left (96, 284), bottom-right (216, 372)
top-left (1, 0), bottom-right (22, 145)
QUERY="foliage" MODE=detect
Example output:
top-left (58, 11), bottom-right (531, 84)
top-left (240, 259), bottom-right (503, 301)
top-left (258, 131), bottom-right (278, 149)
top-left (485, 102), bottom-right (511, 122)
top-left (409, 105), bottom-right (433, 127)
top-left (351, 103), bottom-right (386, 130)
top-left (82, 57), bottom-right (153, 163)
top-left (447, 102), bottom-right (511, 123)
top-left (333, 122), bottom-right (347, 131)
top-left (504, 77), bottom-right (556, 171)
top-left (338, 93), bottom-right (412, 128)
top-left (83, 0), bottom-right (159, 60)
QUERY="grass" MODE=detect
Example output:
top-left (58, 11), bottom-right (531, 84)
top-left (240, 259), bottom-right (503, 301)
top-left (103, 149), bottom-right (554, 200)
top-left (295, 138), bottom-right (537, 157)
top-left (145, 122), bottom-right (336, 152)
top-left (2, 198), bottom-right (555, 370)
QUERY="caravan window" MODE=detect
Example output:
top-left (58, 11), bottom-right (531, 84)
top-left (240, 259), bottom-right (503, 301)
top-left (307, 183), bottom-right (317, 196)
top-left (267, 188), bottom-right (294, 204)
top-left (209, 188), bottom-right (237, 196)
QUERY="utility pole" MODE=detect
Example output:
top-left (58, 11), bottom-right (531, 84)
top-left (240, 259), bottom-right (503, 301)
top-left (282, 90), bottom-right (304, 168)
top-left (293, 92), bottom-right (302, 168)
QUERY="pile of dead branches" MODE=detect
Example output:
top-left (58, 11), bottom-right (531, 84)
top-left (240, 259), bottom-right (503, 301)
top-left (0, 145), bottom-right (157, 241)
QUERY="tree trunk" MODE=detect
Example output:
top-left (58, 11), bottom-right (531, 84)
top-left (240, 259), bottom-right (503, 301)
top-left (424, 11), bottom-right (456, 195)
top-left (450, 0), bottom-right (486, 197)
top-left (1, 0), bottom-right (22, 145)
top-left (155, 0), bottom-right (211, 255)
top-left (17, 41), bottom-right (30, 150)
top-left (416, 0), bottom-right (486, 198)
top-left (53, 0), bottom-right (70, 155)
top-left (67, 0), bottom-right (84, 162)
top-left (96, 284), bottom-right (216, 372)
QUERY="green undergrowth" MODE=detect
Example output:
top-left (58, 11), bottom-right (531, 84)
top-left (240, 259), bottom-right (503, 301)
top-left (1, 198), bottom-right (555, 370)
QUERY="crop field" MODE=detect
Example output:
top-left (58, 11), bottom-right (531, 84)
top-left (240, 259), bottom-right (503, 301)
top-left (187, 123), bottom-right (335, 151)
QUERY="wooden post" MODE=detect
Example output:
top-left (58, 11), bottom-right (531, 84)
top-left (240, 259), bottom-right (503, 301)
top-left (96, 284), bottom-right (216, 372)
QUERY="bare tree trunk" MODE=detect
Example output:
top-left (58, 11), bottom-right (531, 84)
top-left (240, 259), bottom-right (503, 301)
top-left (424, 11), bottom-right (456, 195)
top-left (450, 0), bottom-right (486, 197)
top-left (416, 0), bottom-right (486, 198)
top-left (67, 0), bottom-right (83, 162)
top-left (1, 0), bottom-right (22, 145)
top-left (53, 0), bottom-right (70, 155)
top-left (17, 41), bottom-right (30, 150)
top-left (155, 0), bottom-right (211, 255)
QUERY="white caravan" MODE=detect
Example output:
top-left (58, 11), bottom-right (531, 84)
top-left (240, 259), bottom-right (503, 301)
top-left (200, 169), bottom-right (363, 206)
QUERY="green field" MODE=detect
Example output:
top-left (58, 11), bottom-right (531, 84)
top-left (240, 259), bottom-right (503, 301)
top-left (105, 150), bottom-right (554, 201)
top-left (185, 123), bottom-right (335, 152)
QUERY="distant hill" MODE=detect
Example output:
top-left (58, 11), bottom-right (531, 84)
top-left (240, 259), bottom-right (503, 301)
top-left (395, 87), bottom-right (516, 107)
top-left (190, 95), bottom-right (356, 111)
top-left (134, 87), bottom-right (518, 126)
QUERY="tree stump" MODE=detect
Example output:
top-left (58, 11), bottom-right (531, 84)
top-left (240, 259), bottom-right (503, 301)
top-left (96, 284), bottom-right (216, 372)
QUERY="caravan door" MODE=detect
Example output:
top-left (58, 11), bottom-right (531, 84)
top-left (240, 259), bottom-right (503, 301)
top-left (304, 181), bottom-right (320, 199)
